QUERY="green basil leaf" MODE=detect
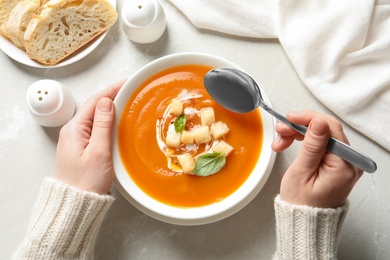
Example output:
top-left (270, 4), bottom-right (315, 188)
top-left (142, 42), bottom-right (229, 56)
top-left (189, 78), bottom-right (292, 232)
top-left (174, 114), bottom-right (186, 133)
top-left (193, 152), bottom-right (226, 176)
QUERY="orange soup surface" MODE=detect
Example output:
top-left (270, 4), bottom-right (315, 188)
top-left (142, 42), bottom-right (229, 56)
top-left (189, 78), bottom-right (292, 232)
top-left (118, 65), bottom-right (263, 207)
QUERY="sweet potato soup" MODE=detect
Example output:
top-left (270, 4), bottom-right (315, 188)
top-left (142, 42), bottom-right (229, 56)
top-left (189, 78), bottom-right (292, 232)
top-left (118, 65), bottom-right (263, 207)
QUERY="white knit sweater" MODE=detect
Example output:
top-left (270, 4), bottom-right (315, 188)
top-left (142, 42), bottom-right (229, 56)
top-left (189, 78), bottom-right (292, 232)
top-left (273, 195), bottom-right (348, 260)
top-left (13, 177), bottom-right (114, 260)
top-left (13, 178), bottom-right (348, 259)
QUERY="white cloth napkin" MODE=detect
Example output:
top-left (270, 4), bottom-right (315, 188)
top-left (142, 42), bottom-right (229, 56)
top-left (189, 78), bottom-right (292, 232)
top-left (169, 0), bottom-right (390, 152)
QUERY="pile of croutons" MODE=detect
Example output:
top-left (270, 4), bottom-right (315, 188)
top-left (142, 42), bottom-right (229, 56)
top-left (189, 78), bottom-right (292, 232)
top-left (165, 98), bottom-right (234, 173)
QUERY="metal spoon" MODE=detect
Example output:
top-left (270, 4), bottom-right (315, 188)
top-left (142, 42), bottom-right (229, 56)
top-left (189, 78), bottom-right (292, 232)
top-left (204, 67), bottom-right (377, 173)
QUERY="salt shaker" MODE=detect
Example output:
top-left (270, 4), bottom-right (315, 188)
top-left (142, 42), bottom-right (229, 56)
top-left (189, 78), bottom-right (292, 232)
top-left (26, 79), bottom-right (75, 127)
top-left (121, 0), bottom-right (166, 44)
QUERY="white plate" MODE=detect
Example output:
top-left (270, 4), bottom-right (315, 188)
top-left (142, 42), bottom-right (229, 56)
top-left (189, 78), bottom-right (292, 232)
top-left (0, 0), bottom-right (116, 68)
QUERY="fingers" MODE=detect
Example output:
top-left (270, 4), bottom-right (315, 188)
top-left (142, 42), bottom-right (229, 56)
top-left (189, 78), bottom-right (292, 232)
top-left (271, 110), bottom-right (348, 154)
top-left (72, 80), bottom-right (125, 124)
top-left (59, 81), bottom-right (125, 149)
top-left (294, 118), bottom-right (330, 173)
top-left (88, 98), bottom-right (115, 153)
top-left (286, 110), bottom-right (349, 144)
top-left (272, 122), bottom-right (304, 152)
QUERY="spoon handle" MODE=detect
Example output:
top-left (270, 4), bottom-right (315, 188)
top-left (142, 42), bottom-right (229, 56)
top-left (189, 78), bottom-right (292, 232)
top-left (264, 107), bottom-right (377, 173)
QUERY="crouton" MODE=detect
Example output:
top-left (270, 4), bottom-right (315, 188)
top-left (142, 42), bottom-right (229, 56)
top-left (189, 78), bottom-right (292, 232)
top-left (194, 126), bottom-right (211, 144)
top-left (200, 107), bottom-right (215, 126)
top-left (212, 141), bottom-right (234, 157)
top-left (170, 99), bottom-right (183, 116)
top-left (178, 154), bottom-right (195, 173)
top-left (211, 121), bottom-right (230, 139)
top-left (166, 131), bottom-right (181, 148)
top-left (181, 130), bottom-right (195, 144)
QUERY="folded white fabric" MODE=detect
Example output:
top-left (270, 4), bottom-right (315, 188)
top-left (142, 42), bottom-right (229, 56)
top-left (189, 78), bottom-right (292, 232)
top-left (169, 0), bottom-right (390, 152)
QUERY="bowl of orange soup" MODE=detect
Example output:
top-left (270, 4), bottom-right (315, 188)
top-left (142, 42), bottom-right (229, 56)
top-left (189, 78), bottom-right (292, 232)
top-left (113, 52), bottom-right (276, 225)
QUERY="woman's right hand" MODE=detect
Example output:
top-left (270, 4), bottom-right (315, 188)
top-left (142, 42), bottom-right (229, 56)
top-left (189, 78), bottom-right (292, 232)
top-left (271, 110), bottom-right (363, 208)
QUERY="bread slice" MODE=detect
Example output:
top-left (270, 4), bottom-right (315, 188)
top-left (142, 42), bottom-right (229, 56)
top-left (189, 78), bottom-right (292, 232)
top-left (5, 0), bottom-right (48, 49)
top-left (0, 0), bottom-right (22, 37)
top-left (24, 0), bottom-right (118, 65)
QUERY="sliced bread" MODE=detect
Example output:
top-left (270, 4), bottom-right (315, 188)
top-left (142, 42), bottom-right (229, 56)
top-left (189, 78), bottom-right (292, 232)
top-left (24, 0), bottom-right (118, 65)
top-left (0, 0), bottom-right (22, 37)
top-left (5, 0), bottom-right (47, 49)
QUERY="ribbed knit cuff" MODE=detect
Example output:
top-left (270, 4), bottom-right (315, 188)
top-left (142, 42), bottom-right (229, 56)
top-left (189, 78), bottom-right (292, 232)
top-left (273, 195), bottom-right (348, 260)
top-left (13, 177), bottom-right (114, 260)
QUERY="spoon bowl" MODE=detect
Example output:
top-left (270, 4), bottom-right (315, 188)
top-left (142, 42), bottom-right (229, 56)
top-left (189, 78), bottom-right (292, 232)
top-left (204, 67), bottom-right (377, 173)
top-left (204, 67), bottom-right (261, 113)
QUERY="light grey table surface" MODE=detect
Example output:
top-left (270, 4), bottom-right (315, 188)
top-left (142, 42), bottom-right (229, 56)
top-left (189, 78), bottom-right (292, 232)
top-left (1, 1), bottom-right (389, 259)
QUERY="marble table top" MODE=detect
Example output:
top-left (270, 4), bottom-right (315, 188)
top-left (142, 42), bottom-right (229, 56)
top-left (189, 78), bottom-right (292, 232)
top-left (1, 1), bottom-right (389, 259)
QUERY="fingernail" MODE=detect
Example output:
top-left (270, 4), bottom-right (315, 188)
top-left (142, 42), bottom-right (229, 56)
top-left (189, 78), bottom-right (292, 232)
top-left (98, 98), bottom-right (113, 112)
top-left (309, 119), bottom-right (326, 136)
top-left (110, 79), bottom-right (127, 86)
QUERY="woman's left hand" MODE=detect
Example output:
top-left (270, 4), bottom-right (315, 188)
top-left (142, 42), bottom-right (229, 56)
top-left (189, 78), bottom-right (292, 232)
top-left (55, 81), bottom-right (123, 195)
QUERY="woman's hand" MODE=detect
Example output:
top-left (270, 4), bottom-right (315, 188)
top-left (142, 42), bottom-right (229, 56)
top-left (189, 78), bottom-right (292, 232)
top-left (272, 110), bottom-right (363, 208)
top-left (55, 81), bottom-right (124, 195)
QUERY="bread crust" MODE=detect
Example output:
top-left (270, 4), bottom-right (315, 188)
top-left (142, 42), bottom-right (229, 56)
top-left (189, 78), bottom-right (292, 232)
top-left (0, 0), bottom-right (22, 37)
top-left (5, 0), bottom-right (43, 49)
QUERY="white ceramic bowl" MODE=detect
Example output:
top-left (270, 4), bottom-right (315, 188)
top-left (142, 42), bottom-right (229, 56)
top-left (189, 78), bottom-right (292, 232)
top-left (113, 52), bottom-right (276, 225)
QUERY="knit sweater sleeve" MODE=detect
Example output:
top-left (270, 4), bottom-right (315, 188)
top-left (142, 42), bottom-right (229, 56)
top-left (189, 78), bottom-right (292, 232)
top-left (273, 195), bottom-right (349, 260)
top-left (13, 177), bottom-right (114, 260)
